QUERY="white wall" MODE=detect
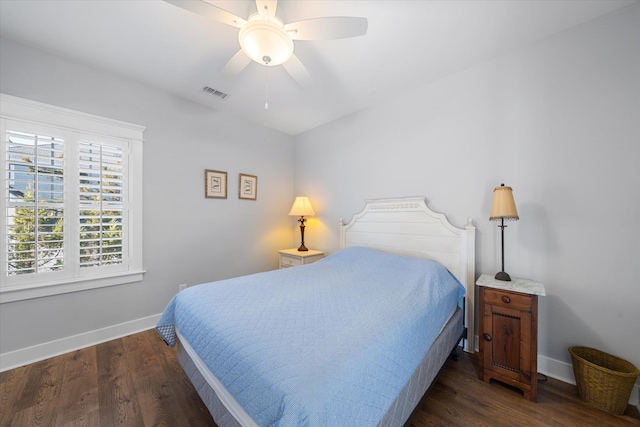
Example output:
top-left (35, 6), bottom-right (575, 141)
top-left (0, 37), bottom-right (295, 364)
top-left (294, 4), bottom-right (640, 397)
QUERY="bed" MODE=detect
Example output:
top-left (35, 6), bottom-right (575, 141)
top-left (156, 197), bottom-right (476, 426)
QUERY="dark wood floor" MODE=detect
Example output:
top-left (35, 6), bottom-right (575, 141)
top-left (1, 329), bottom-right (638, 426)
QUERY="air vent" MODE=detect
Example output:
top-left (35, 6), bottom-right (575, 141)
top-left (202, 86), bottom-right (229, 100)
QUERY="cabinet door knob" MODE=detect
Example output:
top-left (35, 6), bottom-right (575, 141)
top-left (483, 333), bottom-right (492, 342)
top-left (502, 296), bottom-right (511, 303)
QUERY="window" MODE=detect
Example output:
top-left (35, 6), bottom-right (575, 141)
top-left (6, 129), bottom-right (65, 276)
top-left (78, 141), bottom-right (125, 269)
top-left (1, 94), bottom-right (145, 302)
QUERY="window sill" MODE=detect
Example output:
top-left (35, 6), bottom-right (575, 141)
top-left (0, 270), bottom-right (146, 304)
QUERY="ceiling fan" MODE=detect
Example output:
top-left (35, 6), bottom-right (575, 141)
top-left (165, 0), bottom-right (368, 87)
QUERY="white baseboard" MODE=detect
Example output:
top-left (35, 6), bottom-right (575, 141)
top-left (0, 313), bottom-right (161, 372)
top-left (538, 354), bottom-right (575, 384)
top-left (475, 335), bottom-right (639, 407)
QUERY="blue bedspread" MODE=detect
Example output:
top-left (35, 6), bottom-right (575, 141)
top-left (156, 247), bottom-right (465, 426)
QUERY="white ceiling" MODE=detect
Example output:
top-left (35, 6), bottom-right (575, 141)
top-left (0, 0), bottom-right (636, 135)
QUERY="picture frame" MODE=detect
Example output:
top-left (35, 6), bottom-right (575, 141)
top-left (238, 173), bottom-right (258, 200)
top-left (205, 169), bottom-right (227, 199)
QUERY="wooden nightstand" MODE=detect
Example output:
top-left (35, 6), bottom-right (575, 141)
top-left (278, 249), bottom-right (324, 269)
top-left (477, 274), bottom-right (546, 401)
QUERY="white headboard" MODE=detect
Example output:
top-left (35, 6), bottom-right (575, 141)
top-left (339, 197), bottom-right (476, 353)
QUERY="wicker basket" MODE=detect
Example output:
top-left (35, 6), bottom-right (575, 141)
top-left (569, 346), bottom-right (640, 415)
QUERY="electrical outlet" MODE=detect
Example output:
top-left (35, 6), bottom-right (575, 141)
top-left (178, 284), bottom-right (187, 292)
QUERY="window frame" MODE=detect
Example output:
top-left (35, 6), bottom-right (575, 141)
top-left (0, 94), bottom-right (145, 303)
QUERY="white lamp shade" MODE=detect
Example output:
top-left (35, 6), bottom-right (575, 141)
top-left (288, 196), bottom-right (315, 217)
top-left (239, 19), bottom-right (294, 66)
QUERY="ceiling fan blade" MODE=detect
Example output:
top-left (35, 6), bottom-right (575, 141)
top-left (164, 0), bottom-right (246, 29)
top-left (285, 17), bottom-right (368, 40)
top-left (255, 0), bottom-right (277, 20)
top-left (282, 54), bottom-right (312, 88)
top-left (221, 50), bottom-right (252, 77)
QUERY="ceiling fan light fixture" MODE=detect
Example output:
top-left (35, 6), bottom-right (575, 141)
top-left (239, 18), bottom-right (294, 66)
top-left (164, 0), bottom-right (368, 88)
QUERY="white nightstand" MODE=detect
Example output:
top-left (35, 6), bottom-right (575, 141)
top-left (278, 249), bottom-right (324, 269)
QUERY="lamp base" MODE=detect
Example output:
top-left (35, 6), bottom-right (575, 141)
top-left (297, 220), bottom-right (308, 251)
top-left (495, 271), bottom-right (512, 281)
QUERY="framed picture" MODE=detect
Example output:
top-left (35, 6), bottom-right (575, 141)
top-left (238, 173), bottom-right (258, 200)
top-left (205, 169), bottom-right (227, 199)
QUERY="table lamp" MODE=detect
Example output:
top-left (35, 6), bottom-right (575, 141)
top-left (288, 196), bottom-right (315, 251)
top-left (489, 184), bottom-right (519, 281)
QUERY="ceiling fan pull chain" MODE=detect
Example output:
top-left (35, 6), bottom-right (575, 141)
top-left (265, 65), bottom-right (269, 110)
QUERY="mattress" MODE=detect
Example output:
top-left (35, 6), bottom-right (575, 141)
top-left (157, 246), bottom-right (465, 426)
